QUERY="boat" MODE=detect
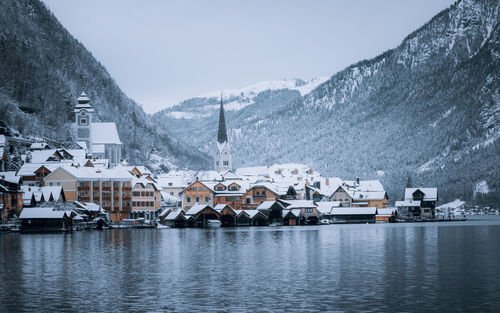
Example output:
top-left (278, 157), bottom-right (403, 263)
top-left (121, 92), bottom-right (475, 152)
top-left (206, 220), bottom-right (222, 228)
top-left (320, 219), bottom-right (330, 225)
top-left (269, 222), bottom-right (281, 227)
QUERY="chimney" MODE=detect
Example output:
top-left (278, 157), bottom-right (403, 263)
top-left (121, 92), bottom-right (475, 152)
top-left (325, 178), bottom-right (329, 186)
top-left (356, 177), bottom-right (360, 185)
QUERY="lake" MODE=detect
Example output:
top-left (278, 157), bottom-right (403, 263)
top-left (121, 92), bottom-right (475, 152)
top-left (1, 216), bottom-right (500, 312)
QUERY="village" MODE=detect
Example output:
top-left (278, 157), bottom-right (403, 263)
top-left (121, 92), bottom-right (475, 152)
top-left (0, 92), bottom-right (451, 232)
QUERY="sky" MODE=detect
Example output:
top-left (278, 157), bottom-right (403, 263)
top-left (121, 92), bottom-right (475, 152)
top-left (42, 0), bottom-right (456, 113)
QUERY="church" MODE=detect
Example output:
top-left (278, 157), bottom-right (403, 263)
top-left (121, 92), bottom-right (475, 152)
top-left (214, 95), bottom-right (232, 173)
top-left (73, 92), bottom-right (122, 167)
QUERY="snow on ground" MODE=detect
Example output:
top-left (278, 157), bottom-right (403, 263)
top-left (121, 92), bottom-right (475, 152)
top-left (437, 199), bottom-right (466, 210)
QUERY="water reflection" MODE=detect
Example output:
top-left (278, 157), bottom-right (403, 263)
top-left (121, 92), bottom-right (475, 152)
top-left (1, 217), bottom-right (500, 312)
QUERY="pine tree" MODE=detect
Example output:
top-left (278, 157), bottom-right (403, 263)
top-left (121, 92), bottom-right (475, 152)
top-left (406, 175), bottom-right (413, 188)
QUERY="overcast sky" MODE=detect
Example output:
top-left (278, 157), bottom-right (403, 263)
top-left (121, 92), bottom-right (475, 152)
top-left (42, 0), bottom-right (456, 113)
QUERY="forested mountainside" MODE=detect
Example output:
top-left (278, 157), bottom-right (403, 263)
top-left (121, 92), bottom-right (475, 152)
top-left (153, 0), bottom-right (499, 205)
top-left (0, 0), bottom-right (210, 170)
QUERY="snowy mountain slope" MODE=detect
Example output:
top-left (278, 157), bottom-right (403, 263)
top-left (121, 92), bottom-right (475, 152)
top-left (153, 0), bottom-right (500, 205)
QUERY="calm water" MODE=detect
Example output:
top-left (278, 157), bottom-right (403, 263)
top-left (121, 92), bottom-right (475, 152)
top-left (1, 217), bottom-right (500, 312)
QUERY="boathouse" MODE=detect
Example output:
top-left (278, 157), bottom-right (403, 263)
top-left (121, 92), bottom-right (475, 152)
top-left (257, 200), bottom-right (285, 224)
top-left (184, 204), bottom-right (220, 228)
top-left (164, 210), bottom-right (188, 228)
top-left (282, 209), bottom-right (301, 226)
top-left (329, 207), bottom-right (377, 223)
top-left (19, 207), bottom-right (75, 232)
top-left (214, 204), bottom-right (237, 227)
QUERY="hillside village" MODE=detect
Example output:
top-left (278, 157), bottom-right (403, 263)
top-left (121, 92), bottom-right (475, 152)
top-left (0, 92), bottom-right (471, 231)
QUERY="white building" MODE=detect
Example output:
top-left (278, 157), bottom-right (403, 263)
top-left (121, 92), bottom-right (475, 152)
top-left (73, 92), bottom-right (122, 167)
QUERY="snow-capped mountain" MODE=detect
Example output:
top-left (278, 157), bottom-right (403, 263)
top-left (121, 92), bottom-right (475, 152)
top-left (154, 0), bottom-right (500, 204)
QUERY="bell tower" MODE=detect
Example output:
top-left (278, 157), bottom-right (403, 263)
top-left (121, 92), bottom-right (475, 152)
top-left (74, 92), bottom-right (94, 154)
top-left (214, 94), bottom-right (232, 173)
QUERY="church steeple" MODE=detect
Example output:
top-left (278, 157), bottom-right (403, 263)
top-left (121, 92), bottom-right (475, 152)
top-left (217, 93), bottom-right (228, 143)
top-left (214, 93), bottom-right (232, 173)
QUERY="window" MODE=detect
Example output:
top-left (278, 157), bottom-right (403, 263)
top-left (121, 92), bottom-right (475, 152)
top-left (216, 161), bottom-right (219, 166)
top-left (305, 208), bottom-right (313, 213)
top-left (223, 161), bottom-right (228, 166)
top-left (132, 202), bottom-right (136, 206)
top-left (102, 202), bottom-right (106, 207)
top-left (49, 182), bottom-right (53, 186)
top-left (170, 192), bottom-right (174, 195)
top-left (187, 197), bottom-right (191, 203)
top-left (80, 192), bottom-right (85, 197)
top-left (168, 182), bottom-right (173, 186)
top-left (142, 201), bottom-right (146, 206)
top-left (205, 197), bottom-right (209, 202)
top-left (150, 201), bottom-right (154, 207)
top-left (141, 192), bottom-right (145, 196)
top-left (246, 198), bottom-right (250, 204)
top-left (79, 182), bottom-right (85, 187)
top-left (56, 182), bottom-right (61, 186)
top-left (195, 196), bottom-right (200, 203)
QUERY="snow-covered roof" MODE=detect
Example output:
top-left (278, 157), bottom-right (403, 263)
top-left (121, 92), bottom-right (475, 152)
top-left (30, 149), bottom-right (87, 164)
top-left (91, 123), bottom-right (121, 145)
top-left (377, 208), bottom-right (397, 216)
top-left (213, 204), bottom-right (235, 213)
top-left (331, 207), bottom-right (377, 215)
top-left (404, 188), bottom-right (438, 201)
top-left (185, 204), bottom-right (212, 215)
top-left (46, 165), bottom-right (133, 181)
top-left (157, 176), bottom-right (192, 188)
top-left (19, 207), bottom-right (73, 219)
top-left (160, 191), bottom-right (180, 204)
top-left (165, 210), bottom-right (186, 221)
top-left (246, 209), bottom-right (264, 219)
top-left (280, 200), bottom-right (316, 209)
top-left (395, 200), bottom-right (421, 207)
top-left (73, 201), bottom-right (102, 212)
top-left (29, 142), bottom-right (49, 150)
top-left (256, 201), bottom-right (284, 210)
top-left (0, 135), bottom-right (6, 147)
top-left (22, 186), bottom-right (63, 203)
top-left (0, 171), bottom-right (21, 184)
top-left (351, 191), bottom-right (386, 200)
top-left (282, 209), bottom-right (302, 218)
top-left (316, 201), bottom-right (341, 214)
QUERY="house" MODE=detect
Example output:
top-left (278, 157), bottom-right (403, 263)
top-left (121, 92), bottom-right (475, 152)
top-left (157, 174), bottom-right (191, 198)
top-left (241, 183), bottom-right (281, 209)
top-left (130, 175), bottom-right (162, 221)
top-left (212, 180), bottom-right (248, 210)
top-left (397, 188), bottom-right (438, 218)
top-left (73, 92), bottom-right (122, 167)
top-left (43, 166), bottom-right (133, 222)
top-left (279, 200), bottom-right (320, 225)
top-left (330, 179), bottom-right (388, 208)
top-left (0, 172), bottom-right (22, 222)
top-left (19, 207), bottom-right (75, 232)
top-left (329, 207), bottom-right (377, 223)
top-left (180, 180), bottom-right (215, 211)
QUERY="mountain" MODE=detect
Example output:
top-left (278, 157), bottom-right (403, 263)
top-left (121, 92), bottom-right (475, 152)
top-left (153, 0), bottom-right (500, 205)
top-left (0, 0), bottom-right (210, 171)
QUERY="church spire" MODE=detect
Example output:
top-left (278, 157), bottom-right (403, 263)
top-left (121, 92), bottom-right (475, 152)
top-left (217, 92), bottom-right (228, 143)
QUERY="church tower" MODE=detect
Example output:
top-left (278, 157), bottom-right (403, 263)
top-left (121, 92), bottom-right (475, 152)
top-left (214, 94), bottom-right (232, 172)
top-left (74, 92), bottom-right (94, 154)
